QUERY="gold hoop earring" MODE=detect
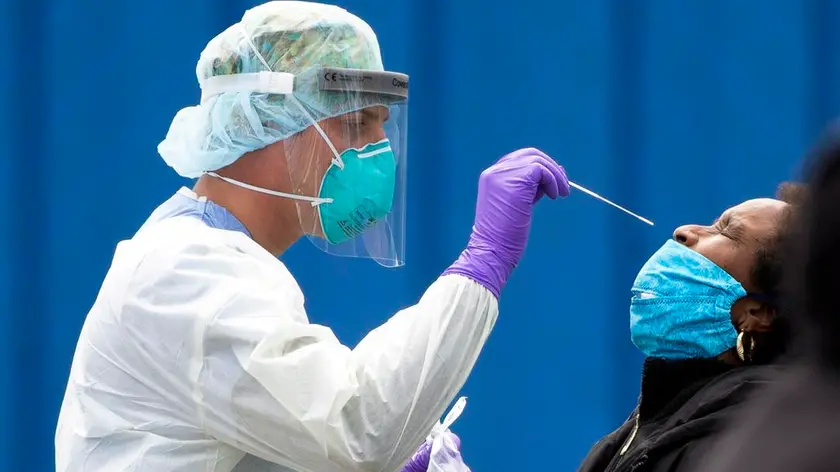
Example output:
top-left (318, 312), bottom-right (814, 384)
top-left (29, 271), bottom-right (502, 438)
top-left (737, 331), bottom-right (755, 362)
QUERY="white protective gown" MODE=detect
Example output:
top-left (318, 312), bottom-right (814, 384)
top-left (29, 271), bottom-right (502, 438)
top-left (55, 188), bottom-right (498, 472)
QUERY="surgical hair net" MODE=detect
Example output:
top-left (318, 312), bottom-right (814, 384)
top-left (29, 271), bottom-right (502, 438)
top-left (158, 1), bottom-right (391, 178)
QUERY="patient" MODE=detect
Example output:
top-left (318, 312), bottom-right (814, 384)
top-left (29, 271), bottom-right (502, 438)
top-left (686, 123), bottom-right (840, 472)
top-left (577, 184), bottom-right (806, 472)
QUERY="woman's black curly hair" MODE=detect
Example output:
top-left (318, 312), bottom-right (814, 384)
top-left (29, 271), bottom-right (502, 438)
top-left (746, 182), bottom-right (808, 364)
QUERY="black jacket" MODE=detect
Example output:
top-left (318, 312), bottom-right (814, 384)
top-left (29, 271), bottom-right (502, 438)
top-left (683, 365), bottom-right (840, 472)
top-left (577, 358), bottom-right (781, 472)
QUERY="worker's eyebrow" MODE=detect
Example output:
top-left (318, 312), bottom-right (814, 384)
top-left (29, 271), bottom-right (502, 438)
top-left (361, 106), bottom-right (390, 122)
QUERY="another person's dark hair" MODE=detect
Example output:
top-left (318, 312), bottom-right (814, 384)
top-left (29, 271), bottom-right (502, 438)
top-left (747, 182), bottom-right (808, 364)
top-left (787, 123), bottom-right (840, 366)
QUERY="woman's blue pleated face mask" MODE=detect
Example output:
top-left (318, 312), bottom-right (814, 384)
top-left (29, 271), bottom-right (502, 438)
top-left (629, 239), bottom-right (747, 360)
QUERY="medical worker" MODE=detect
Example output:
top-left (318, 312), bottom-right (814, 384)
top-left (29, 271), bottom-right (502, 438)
top-left (54, 2), bottom-right (569, 472)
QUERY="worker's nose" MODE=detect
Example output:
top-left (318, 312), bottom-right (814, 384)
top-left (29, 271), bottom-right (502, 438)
top-left (673, 224), bottom-right (701, 248)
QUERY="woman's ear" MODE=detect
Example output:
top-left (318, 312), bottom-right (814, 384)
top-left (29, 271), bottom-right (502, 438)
top-left (731, 297), bottom-right (775, 332)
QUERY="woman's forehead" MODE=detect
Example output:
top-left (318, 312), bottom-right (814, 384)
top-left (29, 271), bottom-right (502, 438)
top-left (727, 198), bottom-right (787, 216)
top-left (725, 198), bottom-right (789, 233)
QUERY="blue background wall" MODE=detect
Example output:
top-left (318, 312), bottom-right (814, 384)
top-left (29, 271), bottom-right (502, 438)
top-left (3, 0), bottom-right (840, 470)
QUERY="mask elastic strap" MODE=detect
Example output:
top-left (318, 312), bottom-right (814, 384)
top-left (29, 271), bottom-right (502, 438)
top-left (205, 172), bottom-right (332, 207)
top-left (287, 96), bottom-right (345, 170)
top-left (239, 24), bottom-right (344, 170)
top-left (241, 24), bottom-right (272, 71)
top-left (202, 25), bottom-right (338, 207)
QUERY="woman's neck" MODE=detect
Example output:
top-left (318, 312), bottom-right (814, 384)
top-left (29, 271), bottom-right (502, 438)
top-left (637, 358), bottom-right (735, 422)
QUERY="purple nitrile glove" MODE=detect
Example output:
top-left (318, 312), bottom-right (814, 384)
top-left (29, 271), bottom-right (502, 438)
top-left (443, 148), bottom-right (570, 297)
top-left (400, 433), bottom-right (466, 472)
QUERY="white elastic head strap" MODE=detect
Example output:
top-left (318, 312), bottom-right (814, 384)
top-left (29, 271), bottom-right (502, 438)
top-left (200, 23), bottom-right (344, 168)
top-left (239, 23), bottom-right (343, 168)
top-left (200, 71), bottom-right (294, 103)
top-left (200, 23), bottom-right (353, 205)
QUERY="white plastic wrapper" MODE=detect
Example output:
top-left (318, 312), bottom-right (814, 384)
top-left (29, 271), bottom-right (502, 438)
top-left (427, 397), bottom-right (472, 472)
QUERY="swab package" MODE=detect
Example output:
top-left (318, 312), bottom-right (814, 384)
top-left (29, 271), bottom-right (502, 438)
top-left (427, 397), bottom-right (472, 472)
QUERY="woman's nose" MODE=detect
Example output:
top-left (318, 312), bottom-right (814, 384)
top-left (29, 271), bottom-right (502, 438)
top-left (673, 224), bottom-right (701, 247)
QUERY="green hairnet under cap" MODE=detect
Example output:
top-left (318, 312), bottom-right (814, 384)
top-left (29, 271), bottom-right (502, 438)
top-left (158, 1), bottom-right (389, 178)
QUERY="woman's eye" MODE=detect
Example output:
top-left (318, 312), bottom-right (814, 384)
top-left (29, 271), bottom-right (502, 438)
top-left (712, 222), bottom-right (729, 237)
top-left (720, 223), bottom-right (740, 241)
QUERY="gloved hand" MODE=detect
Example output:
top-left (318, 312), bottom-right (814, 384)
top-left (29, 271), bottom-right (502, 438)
top-left (444, 148), bottom-right (569, 297)
top-left (400, 433), bottom-right (469, 472)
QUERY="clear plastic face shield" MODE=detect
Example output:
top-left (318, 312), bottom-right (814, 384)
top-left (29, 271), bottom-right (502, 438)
top-left (281, 69), bottom-right (408, 267)
top-left (201, 64), bottom-right (409, 267)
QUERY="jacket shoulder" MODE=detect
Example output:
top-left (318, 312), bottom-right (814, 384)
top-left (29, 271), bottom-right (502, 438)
top-left (640, 365), bottom-right (785, 471)
top-left (577, 412), bottom-right (637, 472)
